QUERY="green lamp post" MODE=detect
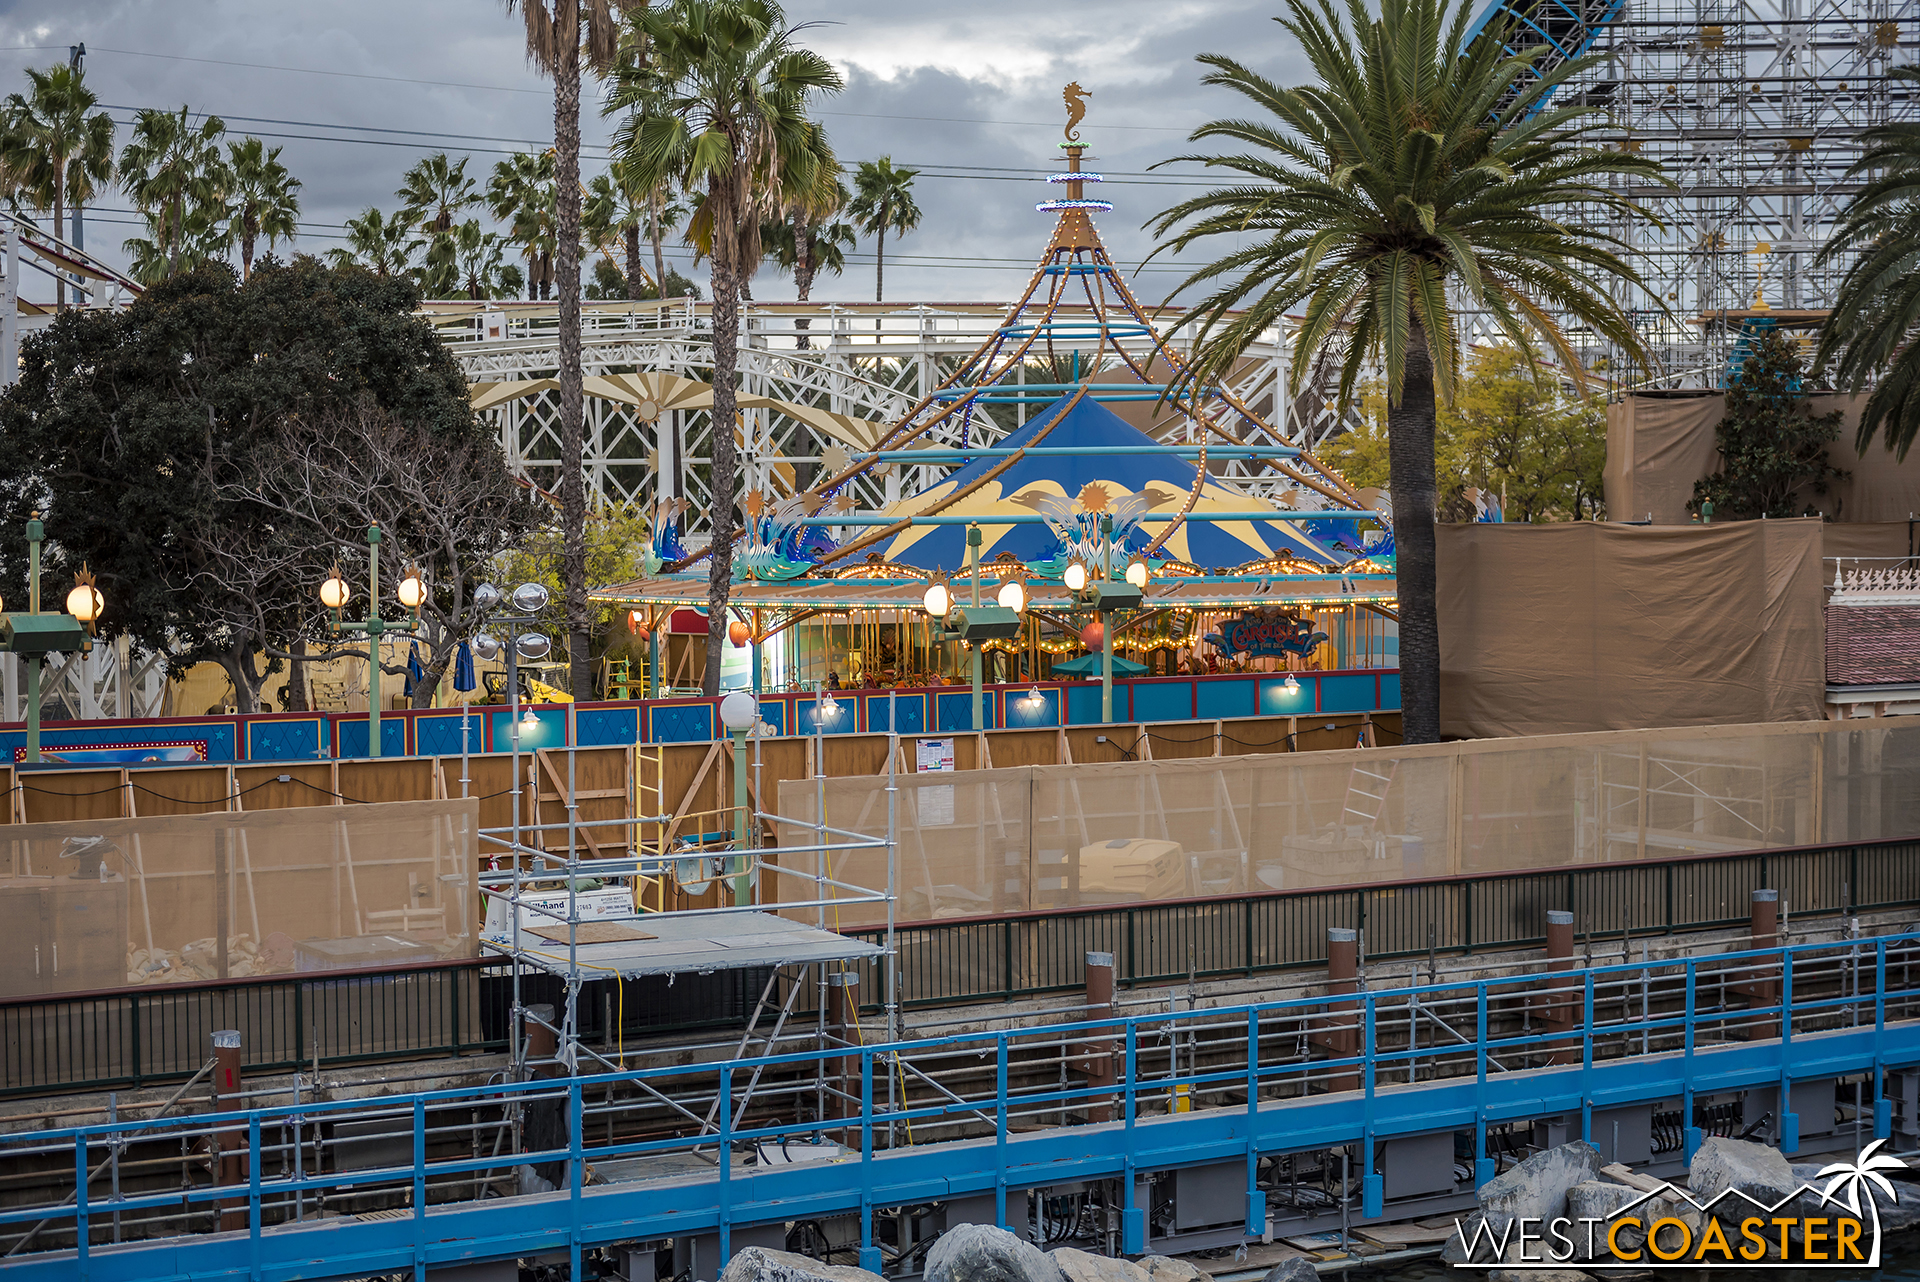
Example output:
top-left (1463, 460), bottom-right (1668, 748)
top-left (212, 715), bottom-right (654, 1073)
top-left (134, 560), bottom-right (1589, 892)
top-left (4, 515), bottom-right (104, 764)
top-left (718, 689), bottom-right (759, 906)
top-left (320, 523), bottom-right (425, 760)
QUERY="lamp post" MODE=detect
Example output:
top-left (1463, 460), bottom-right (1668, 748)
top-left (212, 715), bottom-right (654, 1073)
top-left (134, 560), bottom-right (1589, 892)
top-left (719, 690), bottom-right (758, 907)
top-left (319, 524), bottom-right (424, 760)
top-left (1099, 513), bottom-right (1115, 724)
top-left (967, 525), bottom-right (983, 729)
top-left (2, 515), bottom-right (105, 763)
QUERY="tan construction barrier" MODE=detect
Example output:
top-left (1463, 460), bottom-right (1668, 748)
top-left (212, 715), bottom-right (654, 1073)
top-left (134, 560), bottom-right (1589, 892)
top-left (0, 798), bottom-right (477, 999)
top-left (775, 718), bottom-right (1920, 928)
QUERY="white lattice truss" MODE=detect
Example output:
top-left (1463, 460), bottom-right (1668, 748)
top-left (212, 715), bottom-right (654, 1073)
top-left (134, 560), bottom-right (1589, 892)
top-left (1, 641), bottom-right (170, 724)
top-left (431, 296), bottom-right (1365, 542)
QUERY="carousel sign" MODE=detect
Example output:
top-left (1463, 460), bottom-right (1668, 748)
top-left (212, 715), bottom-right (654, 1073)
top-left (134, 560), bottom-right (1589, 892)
top-left (1207, 610), bottom-right (1329, 659)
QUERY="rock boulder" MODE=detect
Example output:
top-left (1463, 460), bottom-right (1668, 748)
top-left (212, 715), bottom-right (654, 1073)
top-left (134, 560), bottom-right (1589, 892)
top-left (720, 1247), bottom-right (883, 1282)
top-left (1139, 1257), bottom-right (1207, 1282)
top-left (1791, 1162), bottom-right (1920, 1233)
top-left (1688, 1137), bottom-right (1798, 1221)
top-left (1478, 1142), bottom-right (1606, 1227)
top-left (925, 1225), bottom-right (1066, 1282)
top-left (1259, 1260), bottom-right (1317, 1282)
top-left (1051, 1249), bottom-right (1152, 1282)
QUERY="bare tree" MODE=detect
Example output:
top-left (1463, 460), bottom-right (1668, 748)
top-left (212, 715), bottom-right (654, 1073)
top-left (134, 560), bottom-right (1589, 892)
top-left (199, 403), bottom-right (545, 708)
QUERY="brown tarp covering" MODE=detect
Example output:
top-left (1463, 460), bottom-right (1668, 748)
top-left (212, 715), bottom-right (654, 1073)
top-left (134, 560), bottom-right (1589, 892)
top-left (1605, 392), bottom-right (1920, 524)
top-left (776, 719), bottom-right (1920, 938)
top-left (1436, 520), bottom-right (1825, 738)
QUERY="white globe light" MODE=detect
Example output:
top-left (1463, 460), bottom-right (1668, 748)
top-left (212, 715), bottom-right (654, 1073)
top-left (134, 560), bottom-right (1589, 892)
top-left (516, 632), bottom-right (552, 660)
top-left (1125, 558), bottom-right (1150, 589)
top-left (66, 583), bottom-right (103, 623)
top-left (397, 573), bottom-right (426, 609)
top-left (511, 582), bottom-right (550, 614)
top-left (996, 580), bottom-right (1027, 613)
top-left (1063, 559), bottom-right (1087, 592)
top-left (319, 571), bottom-right (351, 610)
top-left (471, 633), bottom-right (501, 661)
top-left (923, 581), bottom-right (952, 618)
top-left (719, 690), bottom-right (758, 733)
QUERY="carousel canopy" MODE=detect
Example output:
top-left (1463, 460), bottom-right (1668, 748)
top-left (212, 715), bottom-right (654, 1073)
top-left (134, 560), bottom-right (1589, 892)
top-left (874, 394), bottom-right (1342, 573)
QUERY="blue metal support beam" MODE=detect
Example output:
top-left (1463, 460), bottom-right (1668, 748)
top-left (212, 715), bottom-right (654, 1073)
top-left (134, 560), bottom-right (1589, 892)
top-left (5, 933), bottom-right (1915, 1282)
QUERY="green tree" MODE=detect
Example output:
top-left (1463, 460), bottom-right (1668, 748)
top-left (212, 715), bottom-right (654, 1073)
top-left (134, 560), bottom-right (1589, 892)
top-left (509, 0), bottom-right (629, 699)
top-left (327, 207), bottom-right (415, 277)
top-left (0, 258), bottom-right (479, 710)
top-left (2, 63), bottom-right (115, 309)
top-left (448, 218), bottom-right (516, 299)
top-left (584, 158), bottom-right (657, 300)
top-left (607, 0), bottom-right (841, 695)
top-left (487, 149), bottom-right (556, 299)
top-left (117, 106), bottom-right (229, 282)
top-left (765, 159), bottom-right (852, 350)
top-left (848, 156), bottom-right (920, 303)
top-left (397, 152), bottom-right (480, 290)
top-left (1816, 64), bottom-right (1920, 459)
top-left (224, 137), bottom-right (301, 280)
top-left (1694, 330), bottom-right (1845, 519)
top-left (1144, 0), bottom-right (1662, 742)
top-left (1329, 347), bottom-right (1608, 521)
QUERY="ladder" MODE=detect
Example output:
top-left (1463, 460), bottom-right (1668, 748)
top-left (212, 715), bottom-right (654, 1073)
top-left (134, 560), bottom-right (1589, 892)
top-left (1342, 756), bottom-right (1398, 840)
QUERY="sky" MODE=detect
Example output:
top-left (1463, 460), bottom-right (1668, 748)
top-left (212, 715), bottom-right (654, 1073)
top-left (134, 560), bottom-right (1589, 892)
top-left (0, 0), bottom-right (1310, 308)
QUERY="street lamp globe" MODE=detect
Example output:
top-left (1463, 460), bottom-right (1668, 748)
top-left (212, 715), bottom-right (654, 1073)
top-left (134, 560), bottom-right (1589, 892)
top-left (511, 582), bottom-right (550, 614)
top-left (996, 579), bottom-right (1027, 613)
top-left (922, 580), bottom-right (951, 618)
top-left (719, 690), bottom-right (758, 733)
top-left (1063, 558), bottom-right (1088, 593)
top-left (1125, 556), bottom-right (1150, 590)
top-left (66, 571), bottom-right (103, 624)
top-left (397, 568), bottom-right (426, 610)
top-left (319, 566), bottom-right (351, 610)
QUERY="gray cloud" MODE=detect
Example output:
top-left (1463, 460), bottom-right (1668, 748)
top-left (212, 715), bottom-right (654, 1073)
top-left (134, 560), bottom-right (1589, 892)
top-left (1, 0), bottom-right (1307, 306)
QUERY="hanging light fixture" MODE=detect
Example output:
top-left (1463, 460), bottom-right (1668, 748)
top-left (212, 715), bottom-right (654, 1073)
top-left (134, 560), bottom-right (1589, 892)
top-left (521, 704), bottom-right (540, 727)
top-left (1281, 673), bottom-right (1301, 694)
top-left (1025, 687), bottom-right (1044, 708)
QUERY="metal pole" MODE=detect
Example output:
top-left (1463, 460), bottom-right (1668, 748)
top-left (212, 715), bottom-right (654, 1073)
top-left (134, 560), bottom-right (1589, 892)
top-left (968, 524), bottom-right (983, 731)
top-left (731, 728), bottom-right (750, 906)
top-left (366, 525), bottom-right (382, 759)
top-left (1101, 514), bottom-right (1114, 724)
top-left (2, 225), bottom-right (18, 387)
top-left (24, 514), bottom-right (42, 763)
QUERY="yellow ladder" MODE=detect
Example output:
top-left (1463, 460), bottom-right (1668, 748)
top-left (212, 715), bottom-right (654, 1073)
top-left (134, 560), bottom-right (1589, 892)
top-left (633, 744), bottom-right (669, 913)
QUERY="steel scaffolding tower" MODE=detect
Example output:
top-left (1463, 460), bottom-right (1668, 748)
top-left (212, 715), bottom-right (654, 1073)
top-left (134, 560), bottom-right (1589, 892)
top-left (1481, 0), bottom-right (1920, 384)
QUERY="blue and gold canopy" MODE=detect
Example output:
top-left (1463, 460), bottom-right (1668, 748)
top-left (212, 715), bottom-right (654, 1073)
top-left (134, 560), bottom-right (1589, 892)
top-left (873, 394), bottom-right (1341, 573)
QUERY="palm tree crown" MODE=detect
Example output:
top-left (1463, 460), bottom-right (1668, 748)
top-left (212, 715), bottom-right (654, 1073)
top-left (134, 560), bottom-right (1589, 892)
top-left (327, 207), bottom-right (414, 278)
top-left (118, 106), bottom-right (230, 283)
top-left (1145, 0), bottom-right (1663, 742)
top-left (225, 137), bottom-right (301, 280)
top-left (488, 150), bottom-right (558, 299)
top-left (1816, 65), bottom-right (1920, 460)
top-left (397, 153), bottom-right (479, 237)
top-left (848, 156), bottom-right (921, 303)
top-left (605, 0), bottom-right (841, 695)
top-left (2, 63), bottom-right (115, 307)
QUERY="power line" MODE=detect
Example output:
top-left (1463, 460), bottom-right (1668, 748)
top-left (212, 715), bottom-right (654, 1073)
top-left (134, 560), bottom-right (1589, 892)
top-left (87, 45), bottom-right (552, 96)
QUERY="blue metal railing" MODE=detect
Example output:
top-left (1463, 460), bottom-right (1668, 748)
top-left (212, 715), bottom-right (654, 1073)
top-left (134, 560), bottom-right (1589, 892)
top-left (3, 930), bottom-right (1917, 1281)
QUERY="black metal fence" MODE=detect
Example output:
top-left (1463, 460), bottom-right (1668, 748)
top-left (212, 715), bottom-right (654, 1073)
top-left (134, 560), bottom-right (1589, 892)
top-left (5, 838), bottom-right (1917, 1097)
top-left (842, 838), bottom-right (1920, 1007)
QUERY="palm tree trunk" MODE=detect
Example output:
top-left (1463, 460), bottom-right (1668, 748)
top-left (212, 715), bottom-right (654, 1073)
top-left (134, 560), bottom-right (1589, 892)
top-left (650, 191), bottom-right (667, 297)
top-left (703, 183), bottom-right (742, 698)
top-left (53, 170), bottom-right (65, 310)
top-left (794, 218), bottom-right (815, 351)
top-left (874, 215), bottom-right (886, 303)
top-left (553, 0), bottom-right (592, 700)
top-left (242, 229), bottom-right (256, 281)
top-left (625, 223), bottom-right (645, 300)
top-left (1389, 323), bottom-right (1441, 744)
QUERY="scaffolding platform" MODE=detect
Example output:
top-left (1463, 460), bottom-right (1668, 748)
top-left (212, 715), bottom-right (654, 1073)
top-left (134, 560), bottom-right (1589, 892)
top-left (496, 909), bottom-right (882, 979)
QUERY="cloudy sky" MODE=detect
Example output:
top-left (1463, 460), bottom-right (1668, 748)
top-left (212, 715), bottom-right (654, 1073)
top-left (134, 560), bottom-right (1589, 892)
top-left (0, 0), bottom-right (1309, 308)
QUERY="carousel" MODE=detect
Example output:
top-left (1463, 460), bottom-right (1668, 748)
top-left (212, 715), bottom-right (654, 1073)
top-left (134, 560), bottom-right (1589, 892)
top-left (592, 106), bottom-right (1397, 716)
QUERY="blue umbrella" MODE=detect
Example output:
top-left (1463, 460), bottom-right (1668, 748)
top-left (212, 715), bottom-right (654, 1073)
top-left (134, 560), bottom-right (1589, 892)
top-left (453, 639), bottom-right (477, 693)
top-left (404, 641), bottom-right (424, 699)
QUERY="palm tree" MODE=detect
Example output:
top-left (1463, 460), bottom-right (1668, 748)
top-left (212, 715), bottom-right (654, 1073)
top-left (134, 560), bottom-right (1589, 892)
top-left (397, 152), bottom-right (479, 235)
top-left (766, 130), bottom-right (850, 348)
top-left (2, 63), bottom-right (115, 309)
top-left (451, 219), bottom-right (513, 298)
top-left (584, 157), bottom-right (658, 299)
top-left (508, 0), bottom-right (628, 699)
top-left (1144, 0), bottom-right (1663, 743)
top-left (607, 0), bottom-right (841, 695)
top-left (487, 149), bottom-right (558, 299)
top-left (1816, 65), bottom-right (1920, 459)
top-left (327, 207), bottom-right (415, 277)
top-left (118, 107), bottom-right (230, 281)
top-left (224, 137), bottom-right (301, 280)
top-left (848, 156), bottom-right (920, 303)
